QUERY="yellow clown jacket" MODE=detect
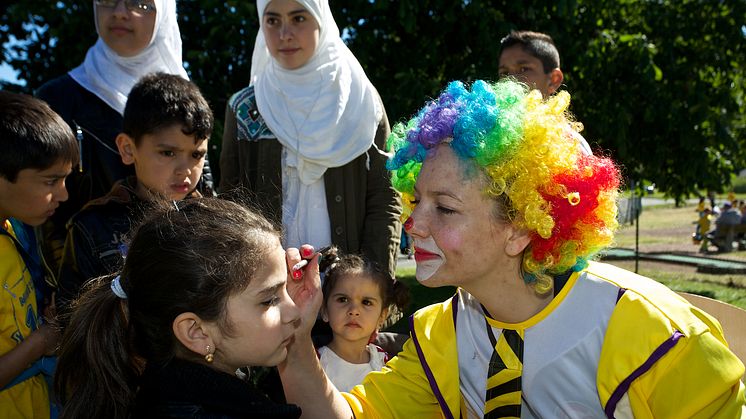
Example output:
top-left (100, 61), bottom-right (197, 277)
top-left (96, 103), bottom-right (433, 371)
top-left (343, 261), bottom-right (745, 418)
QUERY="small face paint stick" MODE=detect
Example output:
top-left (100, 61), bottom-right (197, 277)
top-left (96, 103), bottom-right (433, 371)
top-left (291, 245), bottom-right (332, 281)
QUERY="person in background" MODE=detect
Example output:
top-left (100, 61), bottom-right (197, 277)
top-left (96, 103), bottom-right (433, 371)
top-left (0, 91), bottom-right (78, 419)
top-left (219, 0), bottom-right (401, 279)
top-left (696, 195), bottom-right (707, 214)
top-left (56, 72), bottom-right (213, 318)
top-left (693, 207), bottom-right (712, 252)
top-left (707, 190), bottom-right (718, 211)
top-left (498, 29), bottom-right (592, 156)
top-left (55, 199), bottom-right (303, 419)
top-left (279, 79), bottom-right (745, 418)
top-left (706, 201), bottom-right (743, 252)
top-left (315, 246), bottom-right (409, 392)
top-left (399, 226), bottom-right (414, 259)
top-left (36, 0), bottom-right (215, 272)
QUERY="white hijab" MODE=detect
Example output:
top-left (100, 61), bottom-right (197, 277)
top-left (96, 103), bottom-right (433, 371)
top-left (252, 0), bottom-right (382, 184)
top-left (69, 0), bottom-right (188, 115)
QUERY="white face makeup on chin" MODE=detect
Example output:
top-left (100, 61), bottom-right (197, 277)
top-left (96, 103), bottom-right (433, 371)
top-left (413, 236), bottom-right (445, 283)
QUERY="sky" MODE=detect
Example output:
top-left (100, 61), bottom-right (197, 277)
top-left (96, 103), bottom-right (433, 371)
top-left (0, 62), bottom-right (23, 85)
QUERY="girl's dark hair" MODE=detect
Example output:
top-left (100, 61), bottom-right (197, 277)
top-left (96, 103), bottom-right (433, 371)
top-left (319, 246), bottom-right (409, 324)
top-left (54, 198), bottom-right (279, 419)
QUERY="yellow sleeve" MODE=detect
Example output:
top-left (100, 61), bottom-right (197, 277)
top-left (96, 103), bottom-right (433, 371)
top-left (597, 283), bottom-right (745, 418)
top-left (628, 304), bottom-right (745, 418)
top-left (343, 337), bottom-right (448, 419)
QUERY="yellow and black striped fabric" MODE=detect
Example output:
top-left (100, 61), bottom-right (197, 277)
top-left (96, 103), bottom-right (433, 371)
top-left (484, 327), bottom-right (524, 419)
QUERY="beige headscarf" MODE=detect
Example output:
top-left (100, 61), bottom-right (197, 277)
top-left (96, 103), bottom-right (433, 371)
top-left (251, 0), bottom-right (381, 185)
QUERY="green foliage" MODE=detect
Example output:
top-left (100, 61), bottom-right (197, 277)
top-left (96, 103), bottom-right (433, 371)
top-left (1, 1), bottom-right (95, 92)
top-left (566, 0), bottom-right (746, 202)
top-left (2, 0), bottom-right (745, 198)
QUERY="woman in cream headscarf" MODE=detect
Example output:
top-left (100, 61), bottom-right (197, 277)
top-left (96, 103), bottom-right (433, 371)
top-left (36, 0), bottom-right (209, 270)
top-left (220, 0), bottom-right (401, 279)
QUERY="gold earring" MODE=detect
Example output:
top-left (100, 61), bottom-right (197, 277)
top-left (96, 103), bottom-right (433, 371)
top-left (205, 345), bottom-right (214, 363)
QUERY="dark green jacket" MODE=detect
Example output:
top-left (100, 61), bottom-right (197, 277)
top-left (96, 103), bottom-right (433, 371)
top-left (219, 86), bottom-right (401, 278)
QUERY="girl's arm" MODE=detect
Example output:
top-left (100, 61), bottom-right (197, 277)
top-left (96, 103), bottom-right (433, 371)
top-left (281, 247), bottom-right (354, 418)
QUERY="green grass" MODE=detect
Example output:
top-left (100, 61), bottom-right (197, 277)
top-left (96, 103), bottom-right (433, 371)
top-left (658, 276), bottom-right (746, 309)
top-left (606, 261), bottom-right (746, 309)
top-left (614, 202), bottom-right (746, 260)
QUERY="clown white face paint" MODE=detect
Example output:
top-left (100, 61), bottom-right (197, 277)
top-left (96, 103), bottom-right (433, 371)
top-left (413, 236), bottom-right (445, 283)
top-left (406, 144), bottom-right (514, 291)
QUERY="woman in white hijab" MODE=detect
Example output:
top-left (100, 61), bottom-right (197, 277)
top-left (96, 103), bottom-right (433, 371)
top-left (36, 0), bottom-right (202, 269)
top-left (220, 0), bottom-right (402, 280)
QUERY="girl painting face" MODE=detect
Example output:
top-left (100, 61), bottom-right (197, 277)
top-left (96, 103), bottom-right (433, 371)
top-left (262, 0), bottom-right (320, 70)
top-left (406, 144), bottom-right (520, 290)
top-left (207, 238), bottom-right (300, 372)
top-left (95, 0), bottom-right (157, 57)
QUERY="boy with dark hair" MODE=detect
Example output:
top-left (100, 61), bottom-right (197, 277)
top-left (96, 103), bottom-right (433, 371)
top-left (499, 30), bottom-right (592, 155)
top-left (0, 91), bottom-right (78, 418)
top-left (498, 30), bottom-right (564, 98)
top-left (57, 72), bottom-right (213, 314)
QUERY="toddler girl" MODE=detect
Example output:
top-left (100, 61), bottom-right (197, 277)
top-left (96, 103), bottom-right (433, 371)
top-left (316, 247), bottom-right (409, 392)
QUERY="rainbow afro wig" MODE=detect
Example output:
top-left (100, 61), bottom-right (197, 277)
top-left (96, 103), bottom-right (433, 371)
top-left (386, 79), bottom-right (621, 293)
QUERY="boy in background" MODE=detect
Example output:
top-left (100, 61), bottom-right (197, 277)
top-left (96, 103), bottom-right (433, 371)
top-left (498, 30), bottom-right (564, 98)
top-left (498, 30), bottom-right (592, 155)
top-left (57, 73), bottom-right (213, 315)
top-left (0, 91), bottom-right (78, 418)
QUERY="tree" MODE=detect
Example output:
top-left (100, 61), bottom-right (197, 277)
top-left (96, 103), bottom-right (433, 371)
top-left (564, 0), bottom-right (746, 202)
top-left (3, 0), bottom-right (745, 202)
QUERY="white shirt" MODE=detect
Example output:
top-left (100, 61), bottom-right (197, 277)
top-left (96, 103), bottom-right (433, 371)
top-left (318, 344), bottom-right (388, 392)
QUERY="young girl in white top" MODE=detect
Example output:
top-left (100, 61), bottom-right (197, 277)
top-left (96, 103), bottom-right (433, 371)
top-left (316, 247), bottom-right (409, 392)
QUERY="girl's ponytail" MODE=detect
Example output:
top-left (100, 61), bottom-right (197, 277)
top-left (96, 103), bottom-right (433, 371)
top-left (55, 275), bottom-right (138, 419)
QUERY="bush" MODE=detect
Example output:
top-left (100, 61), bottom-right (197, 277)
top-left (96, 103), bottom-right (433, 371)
top-left (733, 176), bottom-right (746, 194)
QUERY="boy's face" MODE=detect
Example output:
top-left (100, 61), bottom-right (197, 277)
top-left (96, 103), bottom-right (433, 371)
top-left (116, 124), bottom-right (208, 201)
top-left (0, 160), bottom-right (72, 226)
top-left (498, 45), bottom-right (562, 98)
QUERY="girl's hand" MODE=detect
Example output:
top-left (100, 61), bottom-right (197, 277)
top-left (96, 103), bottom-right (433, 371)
top-left (285, 245), bottom-right (323, 337)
